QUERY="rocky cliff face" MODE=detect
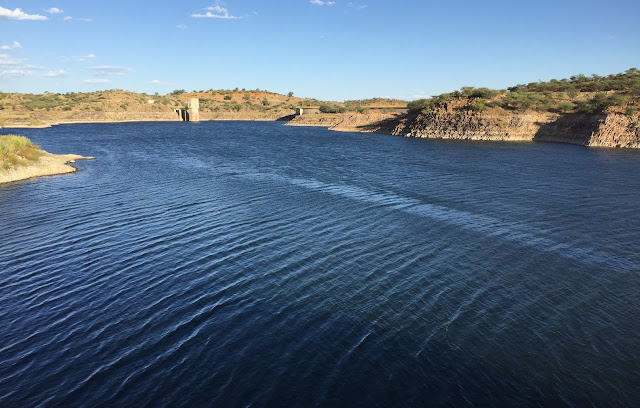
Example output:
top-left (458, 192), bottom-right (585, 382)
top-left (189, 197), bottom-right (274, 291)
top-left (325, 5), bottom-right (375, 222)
top-left (397, 110), bottom-right (551, 142)
top-left (392, 109), bottom-right (640, 148)
top-left (589, 114), bottom-right (640, 148)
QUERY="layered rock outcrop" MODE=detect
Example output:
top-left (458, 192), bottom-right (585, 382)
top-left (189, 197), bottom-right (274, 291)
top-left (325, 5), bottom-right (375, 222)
top-left (390, 109), bottom-right (640, 148)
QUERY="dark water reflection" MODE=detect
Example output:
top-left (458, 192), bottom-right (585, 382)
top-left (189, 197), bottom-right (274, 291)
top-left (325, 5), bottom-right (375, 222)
top-left (1, 122), bottom-right (639, 407)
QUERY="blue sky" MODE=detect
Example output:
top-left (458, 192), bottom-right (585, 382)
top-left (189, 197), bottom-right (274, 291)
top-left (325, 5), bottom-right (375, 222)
top-left (1, 0), bottom-right (639, 101)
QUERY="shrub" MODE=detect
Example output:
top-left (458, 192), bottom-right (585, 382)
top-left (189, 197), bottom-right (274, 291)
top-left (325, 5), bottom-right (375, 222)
top-left (319, 104), bottom-right (345, 113)
top-left (469, 88), bottom-right (500, 99)
top-left (472, 98), bottom-right (488, 112)
top-left (407, 98), bottom-right (436, 113)
top-left (224, 95), bottom-right (232, 100)
top-left (605, 94), bottom-right (628, 107)
top-left (557, 102), bottom-right (574, 113)
top-left (0, 135), bottom-right (44, 170)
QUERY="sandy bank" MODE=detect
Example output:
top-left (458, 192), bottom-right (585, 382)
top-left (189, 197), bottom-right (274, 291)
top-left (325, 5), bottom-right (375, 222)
top-left (0, 152), bottom-right (95, 184)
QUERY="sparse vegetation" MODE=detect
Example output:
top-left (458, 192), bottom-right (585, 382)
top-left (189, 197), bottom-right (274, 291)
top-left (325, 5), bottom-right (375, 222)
top-left (0, 135), bottom-right (44, 170)
top-left (408, 68), bottom-right (640, 115)
top-left (319, 104), bottom-right (346, 114)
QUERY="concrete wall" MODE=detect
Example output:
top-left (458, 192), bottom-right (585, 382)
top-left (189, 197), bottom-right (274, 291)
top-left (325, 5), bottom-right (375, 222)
top-left (296, 107), bottom-right (320, 115)
top-left (174, 98), bottom-right (200, 122)
top-left (188, 98), bottom-right (200, 122)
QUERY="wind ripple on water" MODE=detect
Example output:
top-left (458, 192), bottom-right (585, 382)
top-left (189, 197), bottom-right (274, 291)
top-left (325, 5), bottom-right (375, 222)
top-left (1, 122), bottom-right (640, 406)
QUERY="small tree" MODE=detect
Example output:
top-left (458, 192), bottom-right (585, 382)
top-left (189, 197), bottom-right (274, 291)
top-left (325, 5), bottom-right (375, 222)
top-left (287, 91), bottom-right (294, 97)
top-left (557, 102), bottom-right (574, 113)
top-left (262, 98), bottom-right (270, 106)
top-left (472, 98), bottom-right (488, 112)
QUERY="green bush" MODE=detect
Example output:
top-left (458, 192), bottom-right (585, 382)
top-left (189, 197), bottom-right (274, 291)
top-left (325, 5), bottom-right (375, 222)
top-left (407, 98), bottom-right (436, 113)
top-left (0, 135), bottom-right (44, 170)
top-left (557, 102), bottom-right (574, 112)
top-left (319, 104), bottom-right (346, 113)
top-left (472, 98), bottom-right (488, 112)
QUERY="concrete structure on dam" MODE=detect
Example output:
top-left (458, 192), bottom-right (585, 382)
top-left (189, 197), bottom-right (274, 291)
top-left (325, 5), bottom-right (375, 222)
top-left (175, 98), bottom-right (200, 122)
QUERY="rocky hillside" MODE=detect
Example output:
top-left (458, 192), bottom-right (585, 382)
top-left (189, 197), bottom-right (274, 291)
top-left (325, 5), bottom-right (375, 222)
top-left (0, 88), bottom-right (409, 128)
top-left (0, 89), bottom-right (320, 127)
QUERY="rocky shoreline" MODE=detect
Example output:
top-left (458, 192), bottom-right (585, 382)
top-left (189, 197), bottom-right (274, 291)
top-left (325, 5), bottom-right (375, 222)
top-left (288, 110), bottom-right (640, 149)
top-left (0, 152), bottom-right (95, 184)
top-left (4, 110), bottom-right (639, 150)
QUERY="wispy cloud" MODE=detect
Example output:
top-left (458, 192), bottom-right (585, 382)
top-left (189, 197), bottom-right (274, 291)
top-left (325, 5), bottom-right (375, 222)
top-left (83, 78), bottom-right (110, 84)
top-left (0, 41), bottom-right (22, 51)
top-left (310, 0), bottom-right (335, 6)
top-left (44, 69), bottom-right (67, 78)
top-left (77, 53), bottom-right (96, 62)
top-left (176, 24), bottom-right (188, 29)
top-left (411, 92), bottom-right (431, 100)
top-left (148, 79), bottom-right (173, 86)
top-left (88, 65), bottom-right (133, 76)
top-left (0, 54), bottom-right (40, 79)
top-left (0, 54), bottom-right (68, 80)
top-left (64, 16), bottom-right (93, 22)
top-left (0, 6), bottom-right (47, 20)
top-left (192, 5), bottom-right (240, 19)
top-left (46, 7), bottom-right (63, 14)
top-left (347, 2), bottom-right (366, 10)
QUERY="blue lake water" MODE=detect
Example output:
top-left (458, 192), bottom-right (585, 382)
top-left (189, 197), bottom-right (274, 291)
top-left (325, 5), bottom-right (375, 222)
top-left (1, 121), bottom-right (640, 407)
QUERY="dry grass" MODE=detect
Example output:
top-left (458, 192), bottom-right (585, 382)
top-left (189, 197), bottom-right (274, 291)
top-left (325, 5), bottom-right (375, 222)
top-left (0, 135), bottom-right (44, 170)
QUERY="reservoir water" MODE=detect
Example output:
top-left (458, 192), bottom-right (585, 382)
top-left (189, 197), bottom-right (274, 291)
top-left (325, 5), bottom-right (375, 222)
top-left (1, 121), bottom-right (640, 407)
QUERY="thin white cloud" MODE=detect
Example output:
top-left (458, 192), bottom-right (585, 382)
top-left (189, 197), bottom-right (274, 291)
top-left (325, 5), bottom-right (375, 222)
top-left (411, 92), bottom-right (431, 100)
top-left (176, 24), bottom-right (188, 29)
top-left (64, 16), bottom-right (93, 22)
top-left (44, 69), bottom-right (67, 78)
top-left (89, 65), bottom-right (133, 76)
top-left (347, 2), bottom-right (366, 10)
top-left (0, 54), bottom-right (39, 79)
top-left (0, 7), bottom-right (48, 20)
top-left (149, 79), bottom-right (173, 86)
top-left (0, 53), bottom-right (67, 80)
top-left (77, 53), bottom-right (96, 62)
top-left (83, 78), bottom-right (110, 84)
top-left (0, 41), bottom-right (22, 51)
top-left (310, 0), bottom-right (335, 5)
top-left (192, 5), bottom-right (240, 19)
top-left (47, 7), bottom-right (63, 14)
